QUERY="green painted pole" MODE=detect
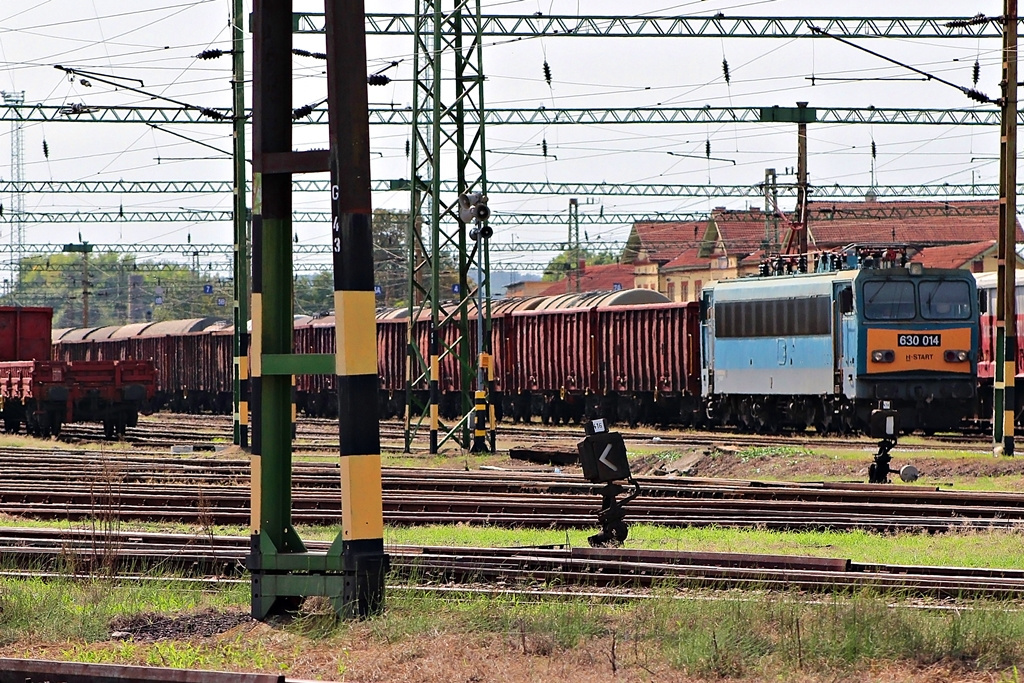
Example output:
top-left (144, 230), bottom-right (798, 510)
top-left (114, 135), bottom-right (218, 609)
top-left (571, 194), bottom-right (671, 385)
top-left (232, 0), bottom-right (250, 449)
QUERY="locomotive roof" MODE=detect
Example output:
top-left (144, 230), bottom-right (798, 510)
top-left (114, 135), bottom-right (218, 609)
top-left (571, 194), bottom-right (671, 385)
top-left (973, 270), bottom-right (1024, 290)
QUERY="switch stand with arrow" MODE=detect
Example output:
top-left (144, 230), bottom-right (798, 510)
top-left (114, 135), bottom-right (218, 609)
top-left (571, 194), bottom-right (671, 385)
top-left (577, 419), bottom-right (642, 547)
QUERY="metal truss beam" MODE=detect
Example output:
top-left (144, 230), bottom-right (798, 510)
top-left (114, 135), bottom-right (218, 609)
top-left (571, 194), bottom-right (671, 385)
top-left (296, 13), bottom-right (1006, 39)
top-left (6, 179), bottom-right (1014, 198)
top-left (2, 105), bottom-right (1010, 126)
top-left (2, 203), bottom-right (1004, 226)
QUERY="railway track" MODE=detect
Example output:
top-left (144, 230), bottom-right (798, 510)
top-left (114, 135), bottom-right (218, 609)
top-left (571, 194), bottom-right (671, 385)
top-left (54, 412), bottom-right (994, 454)
top-left (2, 452), bottom-right (1023, 531)
top-left (0, 657), bottom-right (319, 683)
top-left (3, 526), bottom-right (1024, 600)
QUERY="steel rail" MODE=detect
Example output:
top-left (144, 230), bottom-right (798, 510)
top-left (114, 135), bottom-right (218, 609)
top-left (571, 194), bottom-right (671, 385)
top-left (2, 528), bottom-right (1023, 600)
top-left (0, 658), bottom-right (297, 683)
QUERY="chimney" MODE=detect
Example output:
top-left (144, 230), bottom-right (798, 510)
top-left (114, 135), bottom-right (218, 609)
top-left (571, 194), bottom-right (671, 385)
top-left (865, 189), bottom-right (878, 203)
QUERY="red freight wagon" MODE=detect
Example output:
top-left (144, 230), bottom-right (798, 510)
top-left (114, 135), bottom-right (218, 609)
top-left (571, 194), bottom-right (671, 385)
top-left (0, 360), bottom-right (68, 435)
top-left (974, 271), bottom-right (1024, 425)
top-left (503, 289), bottom-right (680, 425)
top-left (64, 359), bottom-right (157, 437)
top-left (0, 306), bottom-right (54, 361)
top-left (593, 300), bottom-right (701, 427)
top-left (3, 306), bottom-right (157, 437)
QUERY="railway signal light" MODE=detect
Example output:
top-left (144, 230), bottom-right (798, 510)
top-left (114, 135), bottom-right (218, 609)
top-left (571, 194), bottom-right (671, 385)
top-left (459, 192), bottom-right (492, 240)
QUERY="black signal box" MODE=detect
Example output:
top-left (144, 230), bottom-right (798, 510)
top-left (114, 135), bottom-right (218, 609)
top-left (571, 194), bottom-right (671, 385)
top-left (578, 431), bottom-right (631, 484)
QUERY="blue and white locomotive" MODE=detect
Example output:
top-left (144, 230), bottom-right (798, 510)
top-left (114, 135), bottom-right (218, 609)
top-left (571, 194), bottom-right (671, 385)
top-left (700, 250), bottom-right (979, 434)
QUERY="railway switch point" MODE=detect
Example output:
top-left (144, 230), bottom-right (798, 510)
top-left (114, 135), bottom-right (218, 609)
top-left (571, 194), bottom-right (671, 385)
top-left (578, 419), bottom-right (641, 547)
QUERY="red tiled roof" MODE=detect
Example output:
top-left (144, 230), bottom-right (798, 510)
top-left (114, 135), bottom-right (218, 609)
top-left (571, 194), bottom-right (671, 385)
top-left (661, 247), bottom-right (709, 270)
top-left (630, 220), bottom-right (707, 262)
top-left (711, 209), bottom-right (779, 253)
top-left (539, 262), bottom-right (636, 295)
top-left (805, 200), bottom-right (1019, 247)
top-left (627, 200), bottom-right (1018, 270)
top-left (910, 240), bottom-right (994, 269)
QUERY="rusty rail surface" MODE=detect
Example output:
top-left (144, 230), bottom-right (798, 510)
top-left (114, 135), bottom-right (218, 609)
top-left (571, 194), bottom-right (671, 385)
top-left (0, 657), bottom-right (325, 683)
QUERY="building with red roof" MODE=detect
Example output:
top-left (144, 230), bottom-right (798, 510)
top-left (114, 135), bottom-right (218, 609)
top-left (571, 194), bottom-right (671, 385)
top-left (538, 262), bottom-right (641, 296)
top-left (910, 240), bottom-right (1024, 271)
top-left (544, 199), bottom-right (1018, 301)
top-left (613, 198), bottom-right (1021, 302)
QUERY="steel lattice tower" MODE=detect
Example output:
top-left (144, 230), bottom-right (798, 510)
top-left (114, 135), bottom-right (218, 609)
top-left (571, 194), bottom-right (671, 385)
top-left (405, 0), bottom-right (491, 453)
top-left (2, 91), bottom-right (24, 295)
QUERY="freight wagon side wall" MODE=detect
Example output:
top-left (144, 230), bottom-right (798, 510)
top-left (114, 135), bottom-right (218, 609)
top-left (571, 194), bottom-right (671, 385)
top-left (377, 319), bottom-right (407, 393)
top-left (594, 302), bottom-right (699, 395)
top-left (0, 307), bottom-right (53, 362)
top-left (509, 308), bottom-right (595, 393)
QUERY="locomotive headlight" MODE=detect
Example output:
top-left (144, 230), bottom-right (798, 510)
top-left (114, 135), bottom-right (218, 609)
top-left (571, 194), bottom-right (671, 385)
top-left (871, 349), bottom-right (895, 363)
top-left (944, 349), bottom-right (969, 363)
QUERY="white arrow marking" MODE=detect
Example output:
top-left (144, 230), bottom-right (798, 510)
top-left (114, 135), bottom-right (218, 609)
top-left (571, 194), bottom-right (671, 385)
top-left (598, 443), bottom-right (616, 472)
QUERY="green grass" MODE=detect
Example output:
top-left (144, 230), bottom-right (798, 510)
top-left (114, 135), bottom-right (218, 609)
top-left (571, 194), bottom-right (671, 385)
top-left (734, 445), bottom-right (814, 462)
top-left (0, 575), bottom-right (248, 646)
top-left (373, 524), bottom-right (1024, 570)
top-left (0, 434), bottom-right (136, 451)
top-left (336, 589), bottom-right (1024, 676)
top-left (60, 639), bottom-right (284, 672)
top-left (3, 565), bottom-right (1024, 678)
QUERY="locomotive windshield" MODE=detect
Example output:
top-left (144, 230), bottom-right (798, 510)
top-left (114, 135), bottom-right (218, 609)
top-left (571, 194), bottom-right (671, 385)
top-left (862, 277), bottom-right (973, 321)
top-left (862, 281), bottom-right (915, 320)
top-left (919, 280), bottom-right (972, 320)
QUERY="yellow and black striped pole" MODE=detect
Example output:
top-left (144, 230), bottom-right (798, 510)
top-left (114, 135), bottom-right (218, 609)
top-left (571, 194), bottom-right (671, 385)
top-left (487, 352), bottom-right (497, 452)
top-left (995, 3), bottom-right (1018, 456)
top-left (429, 329), bottom-right (439, 453)
top-left (325, 0), bottom-right (387, 616)
top-left (248, 0), bottom-right (384, 621)
top-left (471, 352), bottom-right (490, 452)
top-left (290, 374), bottom-right (297, 441)
top-left (237, 335), bottom-right (249, 448)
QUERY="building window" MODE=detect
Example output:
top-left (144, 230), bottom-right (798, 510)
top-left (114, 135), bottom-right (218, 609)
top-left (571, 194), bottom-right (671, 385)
top-left (667, 282), bottom-right (675, 300)
top-left (680, 282), bottom-right (689, 301)
top-left (972, 260), bottom-right (984, 273)
top-left (695, 280), bottom-right (703, 297)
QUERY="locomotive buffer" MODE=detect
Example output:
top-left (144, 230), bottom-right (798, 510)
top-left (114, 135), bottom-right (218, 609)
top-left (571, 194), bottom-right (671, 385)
top-left (578, 419), bottom-right (641, 546)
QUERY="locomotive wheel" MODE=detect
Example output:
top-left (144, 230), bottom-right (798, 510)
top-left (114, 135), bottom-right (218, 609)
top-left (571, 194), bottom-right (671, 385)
top-left (737, 398), bottom-right (755, 432)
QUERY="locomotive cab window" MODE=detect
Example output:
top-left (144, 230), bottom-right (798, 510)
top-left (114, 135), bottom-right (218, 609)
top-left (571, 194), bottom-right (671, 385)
top-left (862, 281), bottom-right (915, 320)
top-left (919, 280), bottom-right (972, 320)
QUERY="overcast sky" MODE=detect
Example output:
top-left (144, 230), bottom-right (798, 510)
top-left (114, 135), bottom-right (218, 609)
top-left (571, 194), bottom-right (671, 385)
top-left (0, 0), bottom-right (1012, 273)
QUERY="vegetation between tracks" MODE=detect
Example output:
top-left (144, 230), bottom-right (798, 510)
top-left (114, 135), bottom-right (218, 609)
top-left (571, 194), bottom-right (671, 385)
top-left (2, 574), bottom-right (1024, 680)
